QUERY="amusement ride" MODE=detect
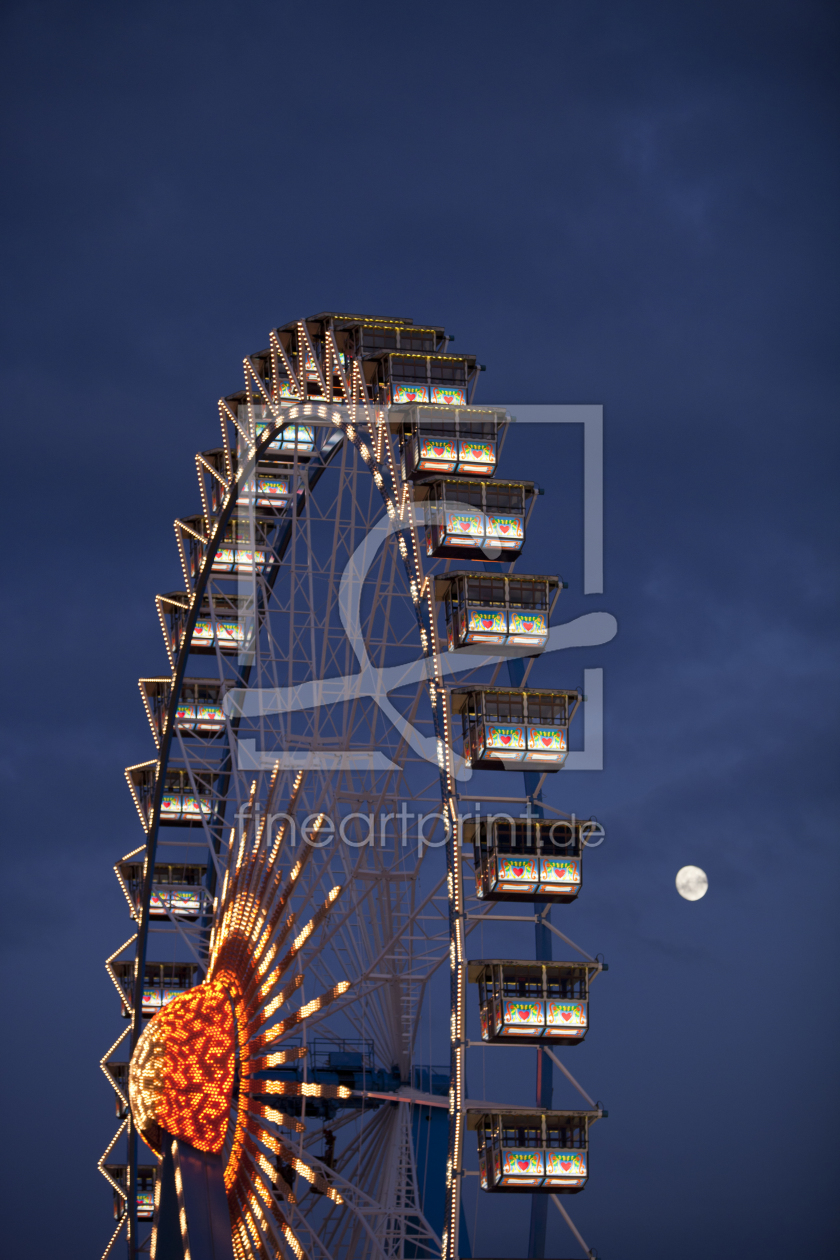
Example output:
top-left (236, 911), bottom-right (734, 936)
top-left (97, 312), bottom-right (607, 1260)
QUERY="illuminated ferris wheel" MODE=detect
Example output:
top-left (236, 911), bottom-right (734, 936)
top-left (98, 312), bottom-right (606, 1260)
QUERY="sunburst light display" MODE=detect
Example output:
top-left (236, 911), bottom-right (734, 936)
top-left (128, 769), bottom-right (352, 1257)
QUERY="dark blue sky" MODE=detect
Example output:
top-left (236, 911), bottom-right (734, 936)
top-left (1, 2), bottom-right (838, 1257)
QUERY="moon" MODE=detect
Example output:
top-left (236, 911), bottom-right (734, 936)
top-left (676, 865), bottom-right (708, 901)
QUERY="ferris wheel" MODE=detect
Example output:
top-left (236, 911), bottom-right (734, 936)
top-left (98, 312), bottom-right (606, 1260)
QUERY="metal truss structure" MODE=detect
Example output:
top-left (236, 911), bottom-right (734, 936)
top-left (98, 312), bottom-right (602, 1260)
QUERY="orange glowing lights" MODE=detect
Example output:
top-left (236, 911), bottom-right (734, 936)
top-left (129, 980), bottom-right (235, 1155)
top-left (126, 746), bottom-right (349, 1258)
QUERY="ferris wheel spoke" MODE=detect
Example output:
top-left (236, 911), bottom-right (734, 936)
top-left (307, 869), bottom-right (447, 983)
top-left (289, 1123), bottom-right (400, 1260)
top-left (317, 1112), bottom-right (393, 1253)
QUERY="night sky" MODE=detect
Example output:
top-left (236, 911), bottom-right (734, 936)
top-left (1, 2), bottom-right (838, 1257)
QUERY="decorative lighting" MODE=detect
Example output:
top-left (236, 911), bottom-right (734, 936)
top-left (126, 779), bottom-right (349, 1256)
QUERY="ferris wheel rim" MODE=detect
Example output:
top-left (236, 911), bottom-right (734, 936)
top-left (128, 409), bottom-right (351, 1050)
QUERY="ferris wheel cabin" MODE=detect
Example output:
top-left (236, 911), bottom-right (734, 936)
top-left (465, 813), bottom-right (599, 902)
top-left (415, 478), bottom-right (534, 561)
top-left (394, 404), bottom-right (504, 479)
top-left (345, 317), bottom-right (479, 406)
top-left (379, 351), bottom-right (473, 408)
top-left (201, 449), bottom-right (296, 515)
top-left (451, 685), bottom-right (581, 770)
top-left (126, 764), bottom-right (218, 828)
top-left (469, 959), bottom-right (600, 1045)
top-left (216, 401), bottom-right (318, 458)
top-left (104, 1165), bottom-right (156, 1220)
top-left (252, 415), bottom-right (316, 456)
top-left (160, 592), bottom-right (252, 657)
top-left (471, 1109), bottom-right (601, 1194)
top-left (140, 678), bottom-right (227, 741)
top-left (116, 859), bottom-right (207, 920)
top-left (435, 572), bottom-right (563, 655)
top-left (183, 513), bottom-right (276, 580)
top-left (111, 960), bottom-right (199, 1018)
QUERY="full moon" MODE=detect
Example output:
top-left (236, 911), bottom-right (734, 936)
top-left (676, 865), bottom-right (708, 901)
